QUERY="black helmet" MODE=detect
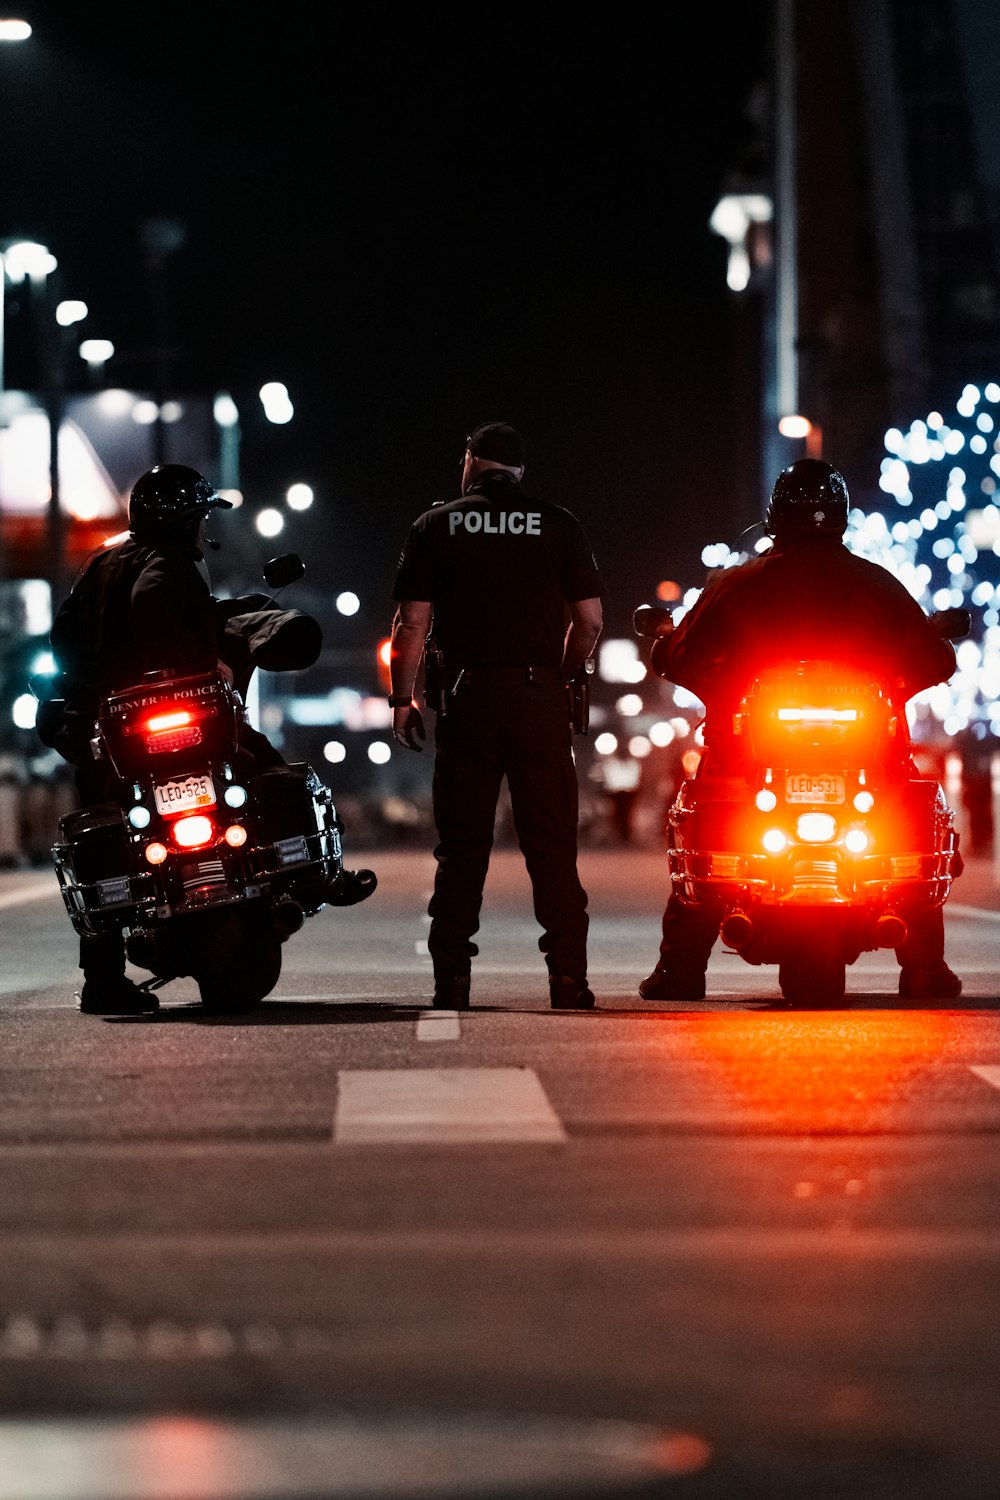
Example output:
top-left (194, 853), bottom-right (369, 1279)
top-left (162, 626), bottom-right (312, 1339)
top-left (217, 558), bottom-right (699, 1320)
top-left (765, 459), bottom-right (850, 539)
top-left (129, 464), bottom-right (232, 540)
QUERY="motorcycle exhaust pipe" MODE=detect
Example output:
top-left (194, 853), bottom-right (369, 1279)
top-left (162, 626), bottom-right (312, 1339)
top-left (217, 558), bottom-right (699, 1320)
top-left (720, 911), bottom-right (754, 951)
top-left (272, 896), bottom-right (305, 938)
top-left (876, 914), bottom-right (908, 949)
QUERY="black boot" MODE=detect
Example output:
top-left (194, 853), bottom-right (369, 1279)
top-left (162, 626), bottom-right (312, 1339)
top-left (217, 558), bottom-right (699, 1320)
top-left (79, 975), bottom-right (159, 1015)
top-left (78, 931), bottom-right (159, 1014)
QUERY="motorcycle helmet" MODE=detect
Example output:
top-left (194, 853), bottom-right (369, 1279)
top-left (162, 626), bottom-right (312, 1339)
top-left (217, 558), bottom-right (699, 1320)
top-left (128, 464), bottom-right (232, 541)
top-left (765, 458), bottom-right (850, 539)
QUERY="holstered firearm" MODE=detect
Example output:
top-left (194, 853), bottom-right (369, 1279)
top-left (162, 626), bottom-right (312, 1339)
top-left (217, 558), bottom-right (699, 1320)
top-left (566, 657), bottom-right (595, 736)
top-left (423, 633), bottom-right (449, 717)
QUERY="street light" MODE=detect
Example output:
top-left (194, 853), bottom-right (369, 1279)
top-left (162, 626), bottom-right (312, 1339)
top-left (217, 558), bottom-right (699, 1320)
top-left (0, 239), bottom-right (57, 395)
top-left (78, 338), bottom-right (115, 386)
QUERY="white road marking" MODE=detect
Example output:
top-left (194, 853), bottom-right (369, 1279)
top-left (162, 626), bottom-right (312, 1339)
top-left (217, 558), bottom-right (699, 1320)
top-left (416, 1011), bottom-right (461, 1041)
top-left (1, 1227), bottom-right (999, 1256)
top-left (0, 1414), bottom-right (705, 1500)
top-left (334, 1067), bottom-right (566, 1144)
top-left (414, 940), bottom-right (430, 956)
top-left (0, 878), bottom-right (60, 911)
top-left (970, 1065), bottom-right (1000, 1090)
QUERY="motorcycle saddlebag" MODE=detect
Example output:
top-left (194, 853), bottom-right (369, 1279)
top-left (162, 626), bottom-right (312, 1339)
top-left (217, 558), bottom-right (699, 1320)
top-left (57, 802), bottom-right (129, 884)
top-left (253, 764), bottom-right (331, 843)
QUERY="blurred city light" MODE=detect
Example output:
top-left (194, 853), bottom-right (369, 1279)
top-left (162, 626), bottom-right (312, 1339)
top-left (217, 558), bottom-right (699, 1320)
top-left (12, 694), bottom-right (36, 730)
top-left (778, 414), bottom-right (812, 439)
top-left (259, 382), bottom-right (293, 424)
top-left (323, 740), bottom-right (347, 764)
top-left (55, 300), bottom-right (87, 327)
top-left (594, 732), bottom-right (618, 755)
top-left (368, 741), bottom-right (391, 764)
top-left (336, 592), bottom-right (360, 616)
top-left (598, 640), bottom-right (646, 683)
top-left (256, 508), bottom-right (284, 537)
top-left (286, 483), bottom-right (313, 510)
top-left (213, 393), bottom-right (239, 427)
top-left (648, 720), bottom-right (675, 747)
top-left (0, 19), bottom-right (31, 40)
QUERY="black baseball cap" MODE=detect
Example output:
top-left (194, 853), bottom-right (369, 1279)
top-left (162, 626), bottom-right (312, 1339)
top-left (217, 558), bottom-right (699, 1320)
top-left (466, 421), bottom-right (525, 467)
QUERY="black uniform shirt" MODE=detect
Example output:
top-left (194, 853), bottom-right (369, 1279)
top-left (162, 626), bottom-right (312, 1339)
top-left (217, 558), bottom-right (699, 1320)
top-left (51, 535), bottom-right (218, 717)
top-left (392, 472), bottom-right (605, 668)
top-left (655, 535), bottom-right (956, 742)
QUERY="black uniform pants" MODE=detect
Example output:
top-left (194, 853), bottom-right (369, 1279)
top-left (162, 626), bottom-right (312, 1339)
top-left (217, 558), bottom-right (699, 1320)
top-left (427, 671), bottom-right (589, 981)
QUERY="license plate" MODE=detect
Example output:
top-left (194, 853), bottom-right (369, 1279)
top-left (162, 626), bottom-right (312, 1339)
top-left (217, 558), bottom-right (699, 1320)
top-left (785, 772), bottom-right (845, 804)
top-left (153, 774), bottom-right (217, 815)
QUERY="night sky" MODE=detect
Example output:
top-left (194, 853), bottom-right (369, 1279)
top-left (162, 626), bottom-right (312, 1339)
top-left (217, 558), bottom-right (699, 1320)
top-left (1, 4), bottom-right (771, 635)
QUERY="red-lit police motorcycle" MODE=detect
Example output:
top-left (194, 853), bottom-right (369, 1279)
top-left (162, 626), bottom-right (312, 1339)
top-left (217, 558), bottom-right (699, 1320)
top-left (633, 604), bottom-right (968, 1006)
top-left (47, 556), bottom-right (349, 1013)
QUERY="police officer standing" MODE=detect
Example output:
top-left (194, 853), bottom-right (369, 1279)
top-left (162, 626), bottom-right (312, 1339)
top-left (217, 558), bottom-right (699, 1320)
top-left (388, 421), bottom-right (605, 1009)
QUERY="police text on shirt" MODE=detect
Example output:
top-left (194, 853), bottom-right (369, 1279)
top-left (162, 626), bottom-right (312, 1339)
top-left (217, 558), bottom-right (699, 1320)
top-left (448, 510), bottom-right (541, 536)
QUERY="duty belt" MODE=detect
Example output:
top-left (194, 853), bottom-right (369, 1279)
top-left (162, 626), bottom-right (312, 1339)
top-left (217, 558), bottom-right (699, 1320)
top-left (457, 665), bottom-right (564, 688)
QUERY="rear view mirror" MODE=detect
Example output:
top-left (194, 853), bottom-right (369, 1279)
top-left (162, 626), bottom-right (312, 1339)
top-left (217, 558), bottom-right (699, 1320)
top-left (632, 603), bottom-right (675, 639)
top-left (263, 553), bottom-right (306, 590)
top-left (932, 607), bottom-right (972, 641)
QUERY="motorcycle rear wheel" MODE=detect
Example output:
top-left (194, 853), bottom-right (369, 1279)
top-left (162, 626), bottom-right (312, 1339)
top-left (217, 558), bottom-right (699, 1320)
top-left (192, 905), bottom-right (283, 1014)
top-left (778, 938), bottom-right (846, 1008)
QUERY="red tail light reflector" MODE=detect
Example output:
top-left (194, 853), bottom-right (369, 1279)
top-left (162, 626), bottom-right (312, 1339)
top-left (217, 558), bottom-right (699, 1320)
top-left (144, 842), bottom-right (168, 865)
top-left (224, 824), bottom-right (248, 848)
top-left (172, 815), bottom-right (215, 849)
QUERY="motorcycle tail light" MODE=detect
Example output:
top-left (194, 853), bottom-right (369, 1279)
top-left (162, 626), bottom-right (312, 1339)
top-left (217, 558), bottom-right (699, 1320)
top-left (144, 841), bottom-right (168, 865)
top-left (777, 706), bottom-right (857, 722)
top-left (172, 814), bottom-right (215, 849)
top-left (762, 828), bottom-right (787, 853)
top-left (146, 710), bottom-right (193, 733)
top-left (845, 828), bottom-right (869, 853)
top-left (796, 812), bottom-right (837, 842)
top-left (224, 824), bottom-right (248, 847)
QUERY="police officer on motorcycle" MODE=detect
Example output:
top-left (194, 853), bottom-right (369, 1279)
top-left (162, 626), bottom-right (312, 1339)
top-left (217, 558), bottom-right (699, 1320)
top-left (639, 458), bottom-right (963, 1003)
top-left (44, 464), bottom-right (374, 1016)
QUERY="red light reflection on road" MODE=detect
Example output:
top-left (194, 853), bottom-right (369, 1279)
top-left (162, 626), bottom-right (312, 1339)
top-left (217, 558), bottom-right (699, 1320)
top-left (673, 1011), bottom-right (951, 1132)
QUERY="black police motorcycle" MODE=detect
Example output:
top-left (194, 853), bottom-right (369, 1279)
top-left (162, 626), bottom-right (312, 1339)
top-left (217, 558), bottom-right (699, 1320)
top-left (633, 602), bottom-right (968, 1006)
top-left (46, 555), bottom-right (352, 1013)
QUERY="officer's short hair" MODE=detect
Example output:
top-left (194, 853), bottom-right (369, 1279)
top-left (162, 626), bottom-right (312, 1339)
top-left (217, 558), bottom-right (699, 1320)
top-left (467, 421), bottom-right (525, 467)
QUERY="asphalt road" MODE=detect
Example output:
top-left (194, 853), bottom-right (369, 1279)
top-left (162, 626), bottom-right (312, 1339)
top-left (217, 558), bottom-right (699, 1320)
top-left (1, 846), bottom-right (999, 1500)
